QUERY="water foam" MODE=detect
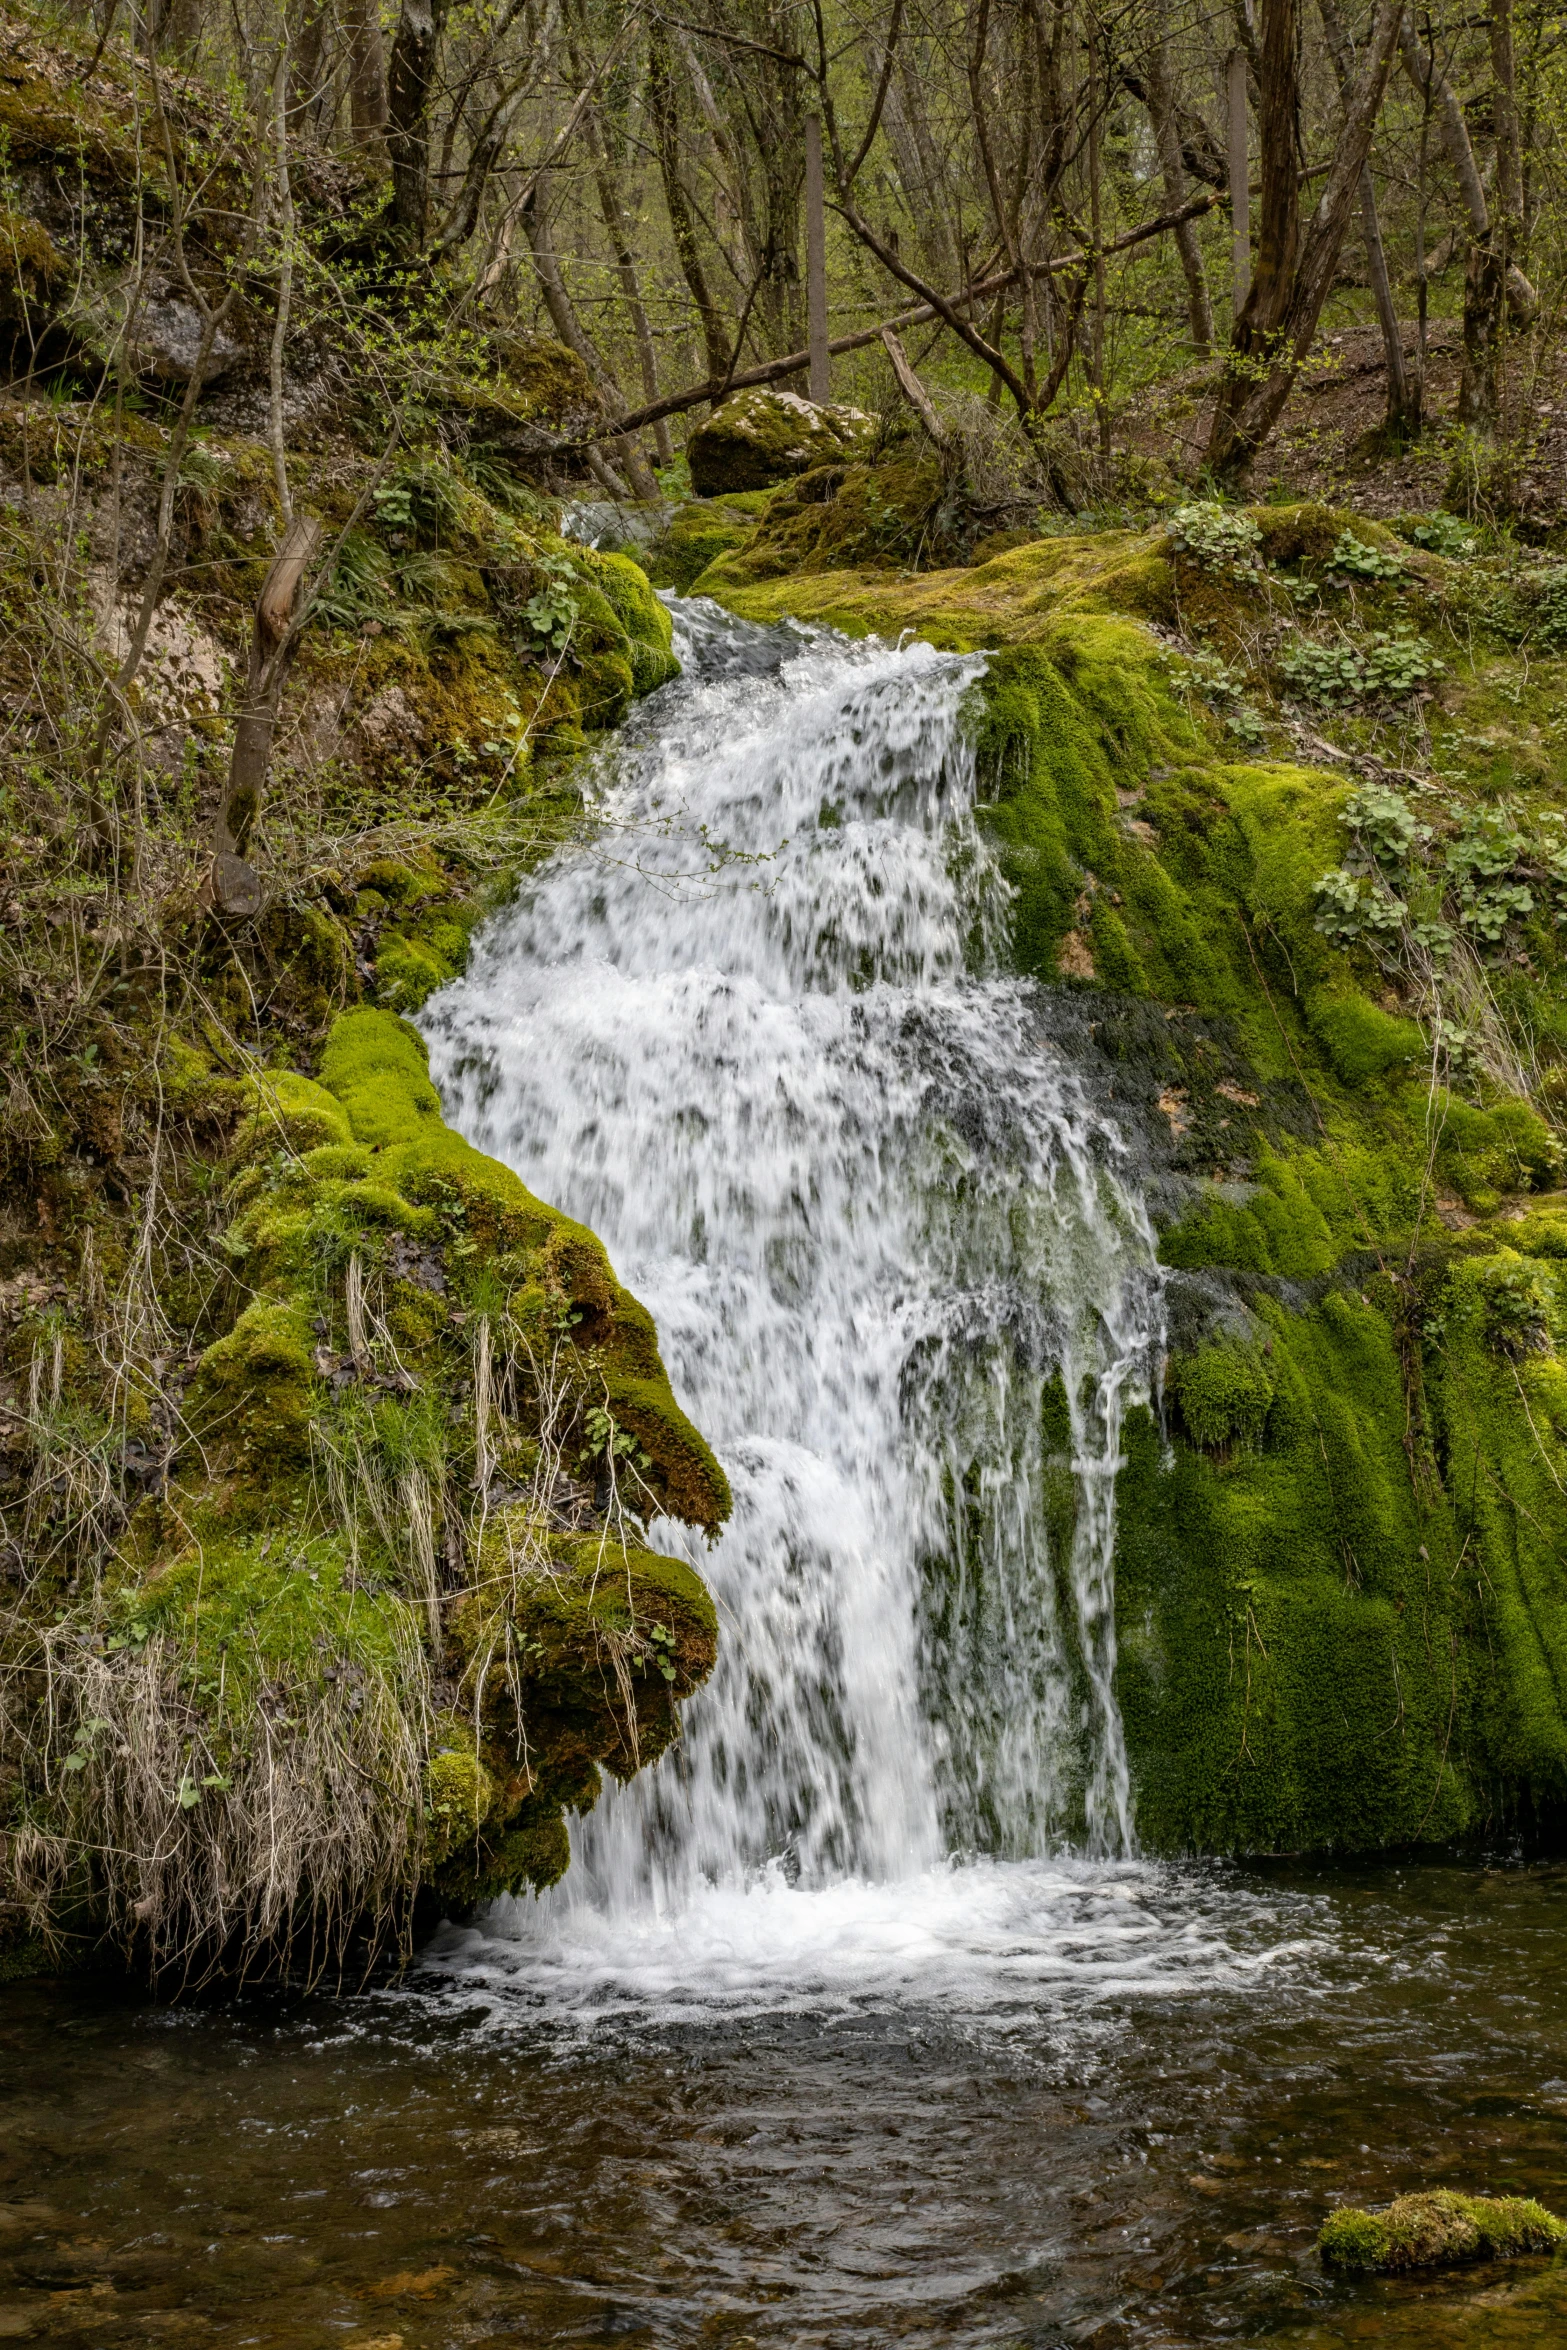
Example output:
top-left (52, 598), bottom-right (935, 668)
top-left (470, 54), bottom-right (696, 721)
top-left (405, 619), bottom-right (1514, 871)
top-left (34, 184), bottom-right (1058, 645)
top-left (421, 1858), bottom-right (1332, 2034)
top-left (422, 598), bottom-right (1166, 1957)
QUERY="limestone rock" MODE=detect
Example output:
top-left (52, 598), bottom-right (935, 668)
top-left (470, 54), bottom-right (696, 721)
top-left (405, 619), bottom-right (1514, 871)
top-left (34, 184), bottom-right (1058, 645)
top-left (687, 387), bottom-right (873, 496)
top-left (131, 281), bottom-right (246, 383)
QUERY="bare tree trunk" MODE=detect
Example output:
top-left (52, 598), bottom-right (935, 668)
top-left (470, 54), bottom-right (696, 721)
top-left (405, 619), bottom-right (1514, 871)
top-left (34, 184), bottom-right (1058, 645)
top-left (648, 26), bottom-right (732, 389)
top-left (1399, 14), bottom-right (1534, 429)
top-left (344, 0), bottom-right (389, 150)
top-left (870, 38), bottom-right (959, 286)
top-left (1227, 45), bottom-right (1250, 319)
top-left (805, 114), bottom-right (829, 401)
top-left (267, 41), bottom-right (295, 526)
top-left (1319, 0), bottom-right (1415, 439)
top-left (1490, 0), bottom-right (1525, 432)
top-left (289, 0), bottom-right (327, 126)
top-left (568, 12), bottom-right (672, 466)
top-left (521, 180), bottom-right (660, 499)
top-left (1207, 0), bottom-right (1405, 479)
top-left (386, 0), bottom-right (446, 244)
top-left (1147, 36), bottom-right (1212, 352)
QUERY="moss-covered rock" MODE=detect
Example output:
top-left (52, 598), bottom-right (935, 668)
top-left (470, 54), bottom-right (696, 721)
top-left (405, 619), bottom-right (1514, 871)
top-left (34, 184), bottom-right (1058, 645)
top-left (640, 499), bottom-right (760, 592)
top-left (687, 387), bottom-right (874, 495)
top-left (0, 1003), bottom-right (725, 1977)
top-left (1320, 2191), bottom-right (1566, 2273)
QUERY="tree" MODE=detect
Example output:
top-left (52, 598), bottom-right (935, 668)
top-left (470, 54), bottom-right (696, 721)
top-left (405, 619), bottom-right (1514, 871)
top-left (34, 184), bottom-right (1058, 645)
top-left (1205, 0), bottom-right (1406, 481)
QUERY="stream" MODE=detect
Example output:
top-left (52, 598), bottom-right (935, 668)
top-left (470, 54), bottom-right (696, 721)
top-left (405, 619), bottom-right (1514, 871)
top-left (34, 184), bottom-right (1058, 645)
top-left (5, 602), bottom-right (1566, 2348)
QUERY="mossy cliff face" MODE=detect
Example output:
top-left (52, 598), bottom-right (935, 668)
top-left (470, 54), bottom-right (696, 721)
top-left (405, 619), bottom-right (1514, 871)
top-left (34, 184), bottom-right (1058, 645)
top-left (0, 1004), bottom-right (724, 1976)
top-left (691, 495), bottom-right (1567, 1855)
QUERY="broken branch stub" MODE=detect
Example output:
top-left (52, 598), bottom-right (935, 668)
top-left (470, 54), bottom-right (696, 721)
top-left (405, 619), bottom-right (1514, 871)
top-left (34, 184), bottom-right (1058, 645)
top-left (207, 513), bottom-right (322, 915)
top-left (880, 327), bottom-right (950, 451)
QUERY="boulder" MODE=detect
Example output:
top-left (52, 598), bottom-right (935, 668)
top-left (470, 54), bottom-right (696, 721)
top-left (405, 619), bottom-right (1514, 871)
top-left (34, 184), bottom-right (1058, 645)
top-left (132, 281), bottom-right (246, 383)
top-left (686, 386), bottom-right (873, 496)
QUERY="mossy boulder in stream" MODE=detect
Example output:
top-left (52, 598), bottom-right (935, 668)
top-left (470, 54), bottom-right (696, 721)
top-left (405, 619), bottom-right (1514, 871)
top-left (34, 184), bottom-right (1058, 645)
top-left (1320, 2191), bottom-right (1566, 2273)
top-left (699, 494), bottom-right (1567, 1857)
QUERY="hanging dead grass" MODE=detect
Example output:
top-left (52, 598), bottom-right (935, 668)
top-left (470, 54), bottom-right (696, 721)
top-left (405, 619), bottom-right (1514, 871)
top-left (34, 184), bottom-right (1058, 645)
top-left (0, 1602), bottom-right (432, 1988)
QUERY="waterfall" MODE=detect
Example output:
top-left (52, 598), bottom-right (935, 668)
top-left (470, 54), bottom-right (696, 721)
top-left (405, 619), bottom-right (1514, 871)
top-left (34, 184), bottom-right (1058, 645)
top-left (423, 599), bottom-right (1163, 1921)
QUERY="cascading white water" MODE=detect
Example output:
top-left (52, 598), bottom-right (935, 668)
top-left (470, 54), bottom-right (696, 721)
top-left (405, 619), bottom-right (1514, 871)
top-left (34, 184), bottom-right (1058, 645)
top-left (423, 597), bottom-right (1163, 1929)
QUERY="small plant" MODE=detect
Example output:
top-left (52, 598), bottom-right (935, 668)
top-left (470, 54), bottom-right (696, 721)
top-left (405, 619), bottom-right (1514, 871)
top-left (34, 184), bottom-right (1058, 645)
top-left (1345, 781), bottom-right (1428, 867)
top-left (1164, 647), bottom-right (1266, 741)
top-left (1395, 511), bottom-right (1479, 559)
top-left (579, 1405), bottom-right (651, 1474)
top-left (1477, 1259), bottom-right (1555, 1358)
top-left (1445, 806), bottom-right (1534, 941)
top-left (1524, 565), bottom-right (1567, 646)
top-left (1167, 502), bottom-right (1265, 580)
top-left (1326, 530), bottom-right (1406, 582)
top-left (517, 551), bottom-right (579, 654)
top-left (1279, 629), bottom-right (1443, 703)
top-left (1312, 867), bottom-right (1408, 946)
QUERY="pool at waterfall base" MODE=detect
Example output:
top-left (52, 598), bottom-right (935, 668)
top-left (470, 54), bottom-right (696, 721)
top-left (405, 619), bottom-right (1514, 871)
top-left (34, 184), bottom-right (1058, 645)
top-left (5, 1858), bottom-right (1567, 2347)
top-left (6, 600), bottom-right (1564, 2347)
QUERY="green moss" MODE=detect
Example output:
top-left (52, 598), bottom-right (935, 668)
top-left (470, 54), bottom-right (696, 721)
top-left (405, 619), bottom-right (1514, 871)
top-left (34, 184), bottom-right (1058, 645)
top-left (588, 549), bottom-right (681, 693)
top-left (308, 1009), bottom-right (730, 1531)
top-left (642, 504), bottom-right (756, 592)
top-left (426, 1742), bottom-right (498, 1864)
top-left (189, 1297), bottom-right (316, 1465)
top-left (1320, 2190), bottom-right (1566, 2273)
top-left (695, 453), bottom-right (947, 588)
top-left (1169, 1344), bottom-right (1275, 1449)
top-left (1305, 987), bottom-right (1424, 1083)
top-left (687, 387), bottom-right (871, 496)
top-left (143, 1531), bottom-right (414, 1690)
top-left (1431, 1092), bottom-right (1562, 1209)
top-left (235, 1070), bottom-right (353, 1156)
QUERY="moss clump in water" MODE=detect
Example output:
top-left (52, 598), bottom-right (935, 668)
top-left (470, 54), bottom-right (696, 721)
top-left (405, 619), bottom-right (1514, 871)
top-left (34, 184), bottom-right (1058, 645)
top-left (1319, 2190), bottom-right (1566, 2273)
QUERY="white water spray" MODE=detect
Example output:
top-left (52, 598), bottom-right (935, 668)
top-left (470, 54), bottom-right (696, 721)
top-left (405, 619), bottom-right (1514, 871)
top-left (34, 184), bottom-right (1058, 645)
top-left (424, 599), bottom-right (1163, 1933)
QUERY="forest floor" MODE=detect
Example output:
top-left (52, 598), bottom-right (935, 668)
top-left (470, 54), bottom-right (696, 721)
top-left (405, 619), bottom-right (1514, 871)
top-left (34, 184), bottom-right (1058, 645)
top-left (1125, 321), bottom-right (1567, 529)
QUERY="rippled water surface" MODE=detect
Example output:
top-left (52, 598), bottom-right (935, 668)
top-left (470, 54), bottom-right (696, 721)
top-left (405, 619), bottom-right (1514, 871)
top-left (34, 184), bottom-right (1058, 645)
top-left (5, 1858), bottom-right (1567, 2348)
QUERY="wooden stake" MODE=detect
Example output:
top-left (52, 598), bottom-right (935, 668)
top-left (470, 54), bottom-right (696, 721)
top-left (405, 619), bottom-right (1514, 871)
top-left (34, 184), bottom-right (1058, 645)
top-left (805, 114), bottom-right (829, 403)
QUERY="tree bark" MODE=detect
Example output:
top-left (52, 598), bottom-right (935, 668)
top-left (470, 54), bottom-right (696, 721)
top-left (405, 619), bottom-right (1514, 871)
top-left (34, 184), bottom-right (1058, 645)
top-left (648, 25), bottom-right (732, 389)
top-left (209, 514), bottom-right (322, 915)
top-left (805, 113), bottom-right (829, 401)
top-left (1206, 0), bottom-right (1405, 480)
top-left (344, 0), bottom-right (389, 150)
top-left (1319, 0), bottom-right (1415, 438)
top-left (386, 0), bottom-right (448, 245)
top-left (521, 179), bottom-right (660, 499)
top-left (1227, 46), bottom-right (1250, 319)
top-left (567, 8), bottom-right (673, 465)
top-left (1399, 13), bottom-right (1535, 429)
top-left (1147, 36), bottom-right (1212, 353)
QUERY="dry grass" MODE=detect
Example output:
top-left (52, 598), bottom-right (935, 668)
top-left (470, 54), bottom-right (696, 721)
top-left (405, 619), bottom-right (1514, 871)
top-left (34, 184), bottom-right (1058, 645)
top-left (1, 1605), bottom-right (432, 1986)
